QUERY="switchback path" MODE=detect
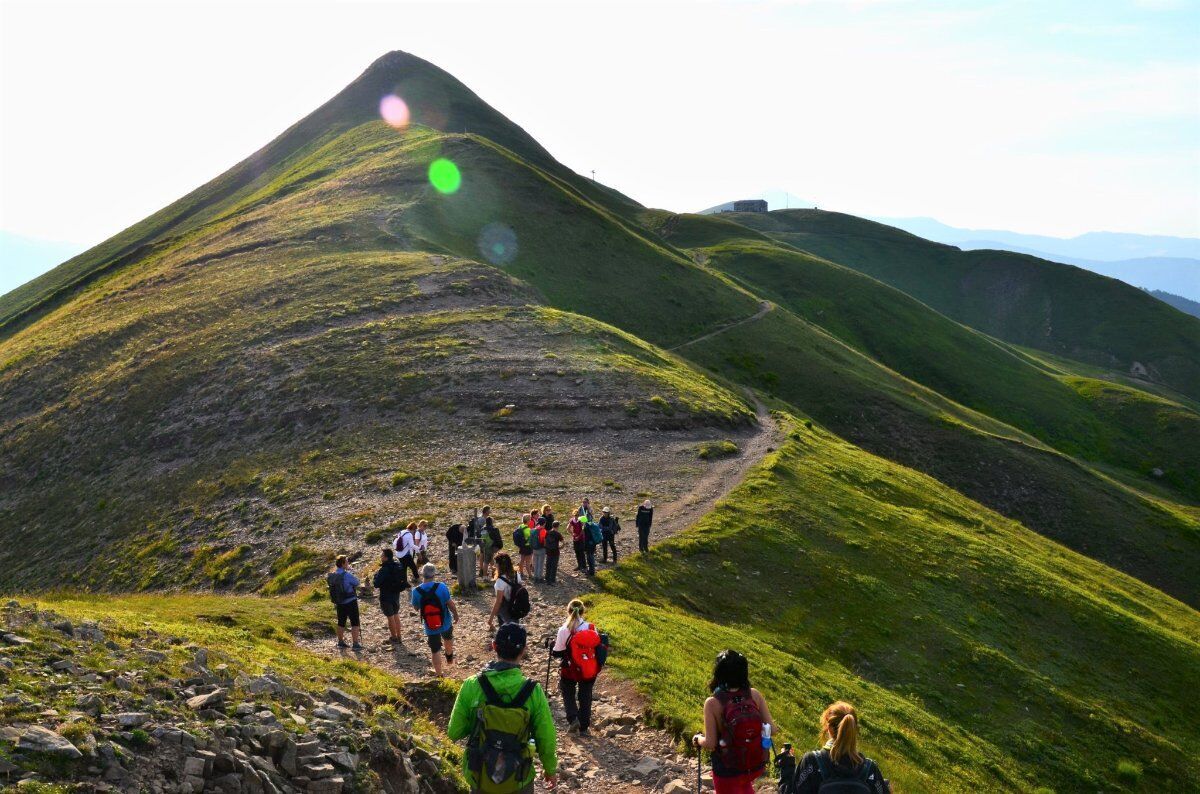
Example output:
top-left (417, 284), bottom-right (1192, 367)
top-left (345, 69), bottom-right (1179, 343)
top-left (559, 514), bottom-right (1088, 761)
top-left (299, 404), bottom-right (784, 791)
top-left (669, 301), bottom-right (773, 352)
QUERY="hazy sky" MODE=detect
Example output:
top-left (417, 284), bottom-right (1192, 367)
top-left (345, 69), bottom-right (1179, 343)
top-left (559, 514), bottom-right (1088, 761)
top-left (1, 0), bottom-right (1198, 261)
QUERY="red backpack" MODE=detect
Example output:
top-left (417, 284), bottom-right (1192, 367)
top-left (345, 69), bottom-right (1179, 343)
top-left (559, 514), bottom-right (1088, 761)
top-left (417, 583), bottom-right (445, 632)
top-left (564, 624), bottom-right (602, 681)
top-left (715, 689), bottom-right (767, 774)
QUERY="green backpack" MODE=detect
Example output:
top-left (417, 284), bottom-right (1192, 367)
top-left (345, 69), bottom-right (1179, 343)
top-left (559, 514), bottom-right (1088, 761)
top-left (467, 674), bottom-right (538, 792)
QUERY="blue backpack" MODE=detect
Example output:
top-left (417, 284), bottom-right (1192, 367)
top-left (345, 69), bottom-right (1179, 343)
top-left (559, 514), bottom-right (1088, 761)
top-left (586, 522), bottom-right (603, 545)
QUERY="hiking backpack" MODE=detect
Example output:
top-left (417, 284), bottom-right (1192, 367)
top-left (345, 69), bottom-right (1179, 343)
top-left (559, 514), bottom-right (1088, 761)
top-left (501, 576), bottom-right (531, 620)
top-left (417, 583), bottom-right (446, 632)
top-left (512, 526), bottom-right (525, 550)
top-left (466, 675), bottom-right (538, 793)
top-left (487, 524), bottom-right (503, 551)
top-left (327, 571), bottom-right (353, 604)
top-left (565, 624), bottom-right (602, 681)
top-left (532, 526), bottom-right (546, 550)
top-left (813, 751), bottom-right (881, 794)
top-left (715, 689), bottom-right (767, 775)
top-left (586, 522), bottom-right (603, 545)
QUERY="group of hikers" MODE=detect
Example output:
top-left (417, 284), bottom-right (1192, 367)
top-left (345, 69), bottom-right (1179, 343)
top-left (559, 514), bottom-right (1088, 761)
top-left (326, 498), bottom-right (890, 793)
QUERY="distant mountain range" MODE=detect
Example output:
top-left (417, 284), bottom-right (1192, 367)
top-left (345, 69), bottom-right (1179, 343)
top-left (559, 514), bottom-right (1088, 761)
top-left (874, 216), bottom-right (1200, 302)
top-left (1150, 289), bottom-right (1200, 319)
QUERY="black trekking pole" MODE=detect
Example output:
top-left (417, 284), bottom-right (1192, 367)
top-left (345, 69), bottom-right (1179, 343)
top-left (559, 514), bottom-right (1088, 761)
top-left (542, 634), bottom-right (554, 696)
top-left (696, 747), bottom-right (702, 794)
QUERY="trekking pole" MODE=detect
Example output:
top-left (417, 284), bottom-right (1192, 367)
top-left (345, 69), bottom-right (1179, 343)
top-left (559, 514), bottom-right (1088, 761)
top-left (696, 747), bottom-right (702, 794)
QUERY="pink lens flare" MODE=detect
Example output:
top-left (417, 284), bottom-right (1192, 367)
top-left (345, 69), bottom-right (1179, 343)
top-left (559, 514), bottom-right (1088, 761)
top-left (379, 94), bottom-right (410, 129)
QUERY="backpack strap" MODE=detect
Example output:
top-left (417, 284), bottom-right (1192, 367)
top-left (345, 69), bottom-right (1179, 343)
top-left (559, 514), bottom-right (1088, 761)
top-left (814, 749), bottom-right (832, 781)
top-left (857, 758), bottom-right (878, 782)
top-left (478, 674), bottom-right (536, 708)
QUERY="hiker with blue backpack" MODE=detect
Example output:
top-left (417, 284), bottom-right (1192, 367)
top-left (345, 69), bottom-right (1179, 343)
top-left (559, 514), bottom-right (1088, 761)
top-left (448, 623), bottom-right (558, 792)
top-left (550, 599), bottom-right (607, 736)
top-left (582, 514), bottom-right (601, 576)
top-left (327, 554), bottom-right (362, 651)
top-left (411, 563), bottom-right (459, 676)
top-left (791, 702), bottom-right (889, 793)
top-left (693, 650), bottom-right (775, 794)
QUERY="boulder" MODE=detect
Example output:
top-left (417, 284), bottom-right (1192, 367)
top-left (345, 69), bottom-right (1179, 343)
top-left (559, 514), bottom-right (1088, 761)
top-left (1, 634), bottom-right (32, 646)
top-left (663, 780), bottom-right (690, 794)
top-left (324, 688), bottom-right (362, 710)
top-left (17, 726), bottom-right (83, 759)
top-left (186, 688), bottom-right (226, 710)
top-left (632, 756), bottom-right (665, 777)
top-left (115, 712), bottom-right (151, 728)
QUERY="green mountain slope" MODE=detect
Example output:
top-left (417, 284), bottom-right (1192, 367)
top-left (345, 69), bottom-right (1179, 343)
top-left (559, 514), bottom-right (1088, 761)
top-left (592, 417), bottom-right (1200, 793)
top-left (645, 213), bottom-right (1200, 503)
top-left (2, 50), bottom-right (1199, 794)
top-left (723, 209), bottom-right (1200, 403)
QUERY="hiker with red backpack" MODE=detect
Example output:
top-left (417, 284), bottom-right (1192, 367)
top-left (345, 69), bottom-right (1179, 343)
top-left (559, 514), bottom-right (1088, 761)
top-left (410, 563), bottom-right (459, 676)
top-left (692, 650), bottom-right (775, 794)
top-left (791, 702), bottom-right (889, 793)
top-left (550, 599), bottom-right (607, 736)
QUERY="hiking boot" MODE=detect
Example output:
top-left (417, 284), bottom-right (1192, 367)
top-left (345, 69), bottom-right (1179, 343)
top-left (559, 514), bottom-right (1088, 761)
top-left (336, 640), bottom-right (350, 649)
top-left (566, 719), bottom-right (580, 734)
top-left (352, 643), bottom-right (363, 651)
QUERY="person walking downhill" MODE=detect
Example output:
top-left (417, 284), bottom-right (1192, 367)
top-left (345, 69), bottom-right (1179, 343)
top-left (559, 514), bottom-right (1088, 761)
top-left (544, 521), bottom-right (564, 585)
top-left (448, 623), bottom-right (558, 793)
top-left (792, 702), bottom-right (890, 793)
top-left (393, 521), bottom-right (421, 584)
top-left (411, 563), bottom-right (459, 677)
top-left (514, 514), bottom-right (534, 579)
top-left (488, 552), bottom-right (530, 631)
top-left (635, 499), bottom-right (654, 554)
top-left (371, 548), bottom-right (409, 644)
top-left (327, 555), bottom-right (362, 651)
top-left (551, 599), bottom-right (605, 736)
top-left (693, 650), bottom-right (775, 794)
top-left (599, 507), bottom-right (618, 564)
top-left (569, 509), bottom-right (586, 572)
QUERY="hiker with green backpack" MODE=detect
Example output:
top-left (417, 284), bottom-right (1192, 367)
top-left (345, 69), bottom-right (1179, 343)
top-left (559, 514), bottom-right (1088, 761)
top-left (448, 623), bottom-right (558, 792)
top-left (791, 702), bottom-right (889, 793)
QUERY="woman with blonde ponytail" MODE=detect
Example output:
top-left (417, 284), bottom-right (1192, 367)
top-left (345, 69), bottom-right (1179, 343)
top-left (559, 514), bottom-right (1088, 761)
top-left (551, 599), bottom-right (604, 735)
top-left (792, 701), bottom-right (890, 793)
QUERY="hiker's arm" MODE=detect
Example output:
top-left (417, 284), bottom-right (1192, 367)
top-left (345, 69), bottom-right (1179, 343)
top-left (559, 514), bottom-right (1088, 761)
top-left (446, 597), bottom-right (459, 621)
top-left (753, 688), bottom-right (775, 729)
top-left (551, 625), bottom-right (569, 654)
top-left (488, 589), bottom-right (503, 627)
top-left (446, 679), bottom-right (477, 741)
top-left (529, 684), bottom-right (558, 776)
top-left (693, 697), bottom-right (720, 750)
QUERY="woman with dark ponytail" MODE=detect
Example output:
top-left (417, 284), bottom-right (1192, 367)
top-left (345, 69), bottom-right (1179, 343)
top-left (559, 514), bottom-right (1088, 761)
top-left (792, 701), bottom-right (889, 793)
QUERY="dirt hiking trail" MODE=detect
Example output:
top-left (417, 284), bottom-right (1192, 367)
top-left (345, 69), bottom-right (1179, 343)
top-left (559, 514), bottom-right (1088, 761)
top-left (300, 404), bottom-right (784, 791)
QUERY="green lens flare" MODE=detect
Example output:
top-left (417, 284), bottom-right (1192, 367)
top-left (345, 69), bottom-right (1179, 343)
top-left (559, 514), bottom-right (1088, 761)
top-left (428, 158), bottom-right (462, 194)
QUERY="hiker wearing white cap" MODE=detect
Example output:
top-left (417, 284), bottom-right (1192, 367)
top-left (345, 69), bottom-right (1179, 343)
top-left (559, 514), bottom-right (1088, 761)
top-left (636, 500), bottom-right (654, 553)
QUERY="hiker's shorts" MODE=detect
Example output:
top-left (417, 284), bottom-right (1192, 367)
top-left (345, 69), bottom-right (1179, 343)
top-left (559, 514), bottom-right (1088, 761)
top-left (335, 601), bottom-right (360, 628)
top-left (427, 627), bottom-right (454, 653)
top-left (379, 595), bottom-right (401, 617)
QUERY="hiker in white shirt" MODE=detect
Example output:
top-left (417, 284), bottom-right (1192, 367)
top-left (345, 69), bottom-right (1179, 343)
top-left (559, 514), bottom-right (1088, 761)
top-left (393, 521), bottom-right (420, 584)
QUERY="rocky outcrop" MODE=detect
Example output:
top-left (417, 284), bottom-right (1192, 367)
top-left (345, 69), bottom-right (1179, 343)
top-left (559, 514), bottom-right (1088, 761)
top-left (0, 601), bottom-right (459, 793)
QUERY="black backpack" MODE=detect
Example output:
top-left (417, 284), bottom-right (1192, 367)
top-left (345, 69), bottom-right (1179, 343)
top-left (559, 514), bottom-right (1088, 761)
top-left (488, 524), bottom-right (504, 550)
top-left (814, 750), bottom-right (881, 793)
top-left (327, 570), bottom-right (353, 604)
top-left (501, 576), bottom-right (531, 620)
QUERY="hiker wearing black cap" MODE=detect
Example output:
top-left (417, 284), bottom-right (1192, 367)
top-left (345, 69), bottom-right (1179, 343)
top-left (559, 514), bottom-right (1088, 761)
top-left (599, 507), bottom-right (618, 564)
top-left (448, 623), bottom-right (558, 792)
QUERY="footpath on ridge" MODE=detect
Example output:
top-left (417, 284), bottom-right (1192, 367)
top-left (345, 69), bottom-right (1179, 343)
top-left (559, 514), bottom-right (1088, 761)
top-left (299, 403), bottom-right (783, 792)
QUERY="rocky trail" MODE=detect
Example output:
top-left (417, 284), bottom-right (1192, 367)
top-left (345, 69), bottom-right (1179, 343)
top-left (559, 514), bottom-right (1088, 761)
top-left (299, 404), bottom-right (783, 791)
